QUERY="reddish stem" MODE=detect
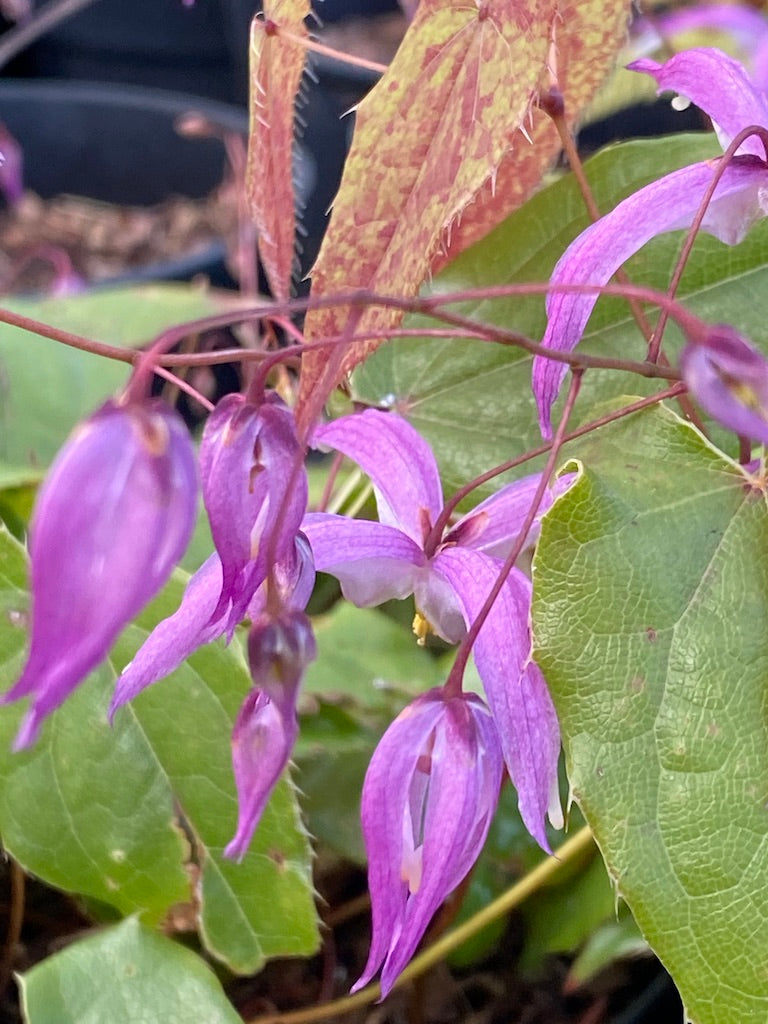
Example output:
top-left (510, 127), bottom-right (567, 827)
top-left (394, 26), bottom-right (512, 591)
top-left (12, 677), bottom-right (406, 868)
top-left (443, 370), bottom-right (583, 698)
top-left (647, 123), bottom-right (768, 363)
top-left (424, 382), bottom-right (686, 555)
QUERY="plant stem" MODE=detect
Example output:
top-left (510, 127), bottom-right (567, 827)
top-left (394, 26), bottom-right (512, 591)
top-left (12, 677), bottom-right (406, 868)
top-left (0, 0), bottom-right (101, 69)
top-left (443, 369), bottom-right (582, 697)
top-left (0, 858), bottom-right (25, 1001)
top-left (648, 124), bottom-right (768, 363)
top-left (247, 825), bottom-right (595, 1024)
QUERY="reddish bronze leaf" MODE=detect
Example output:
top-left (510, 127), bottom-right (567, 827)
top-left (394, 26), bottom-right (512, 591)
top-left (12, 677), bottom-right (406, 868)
top-left (247, 0), bottom-right (309, 301)
top-left (435, 0), bottom-right (630, 266)
top-left (296, 0), bottom-right (629, 419)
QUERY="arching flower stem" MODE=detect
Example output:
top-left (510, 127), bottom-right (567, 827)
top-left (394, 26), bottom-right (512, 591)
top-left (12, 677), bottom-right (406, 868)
top-left (443, 369), bottom-right (583, 700)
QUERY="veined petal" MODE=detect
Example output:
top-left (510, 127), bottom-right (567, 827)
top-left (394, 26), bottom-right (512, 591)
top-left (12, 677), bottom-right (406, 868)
top-left (444, 472), bottom-right (576, 559)
top-left (353, 693), bottom-right (447, 993)
top-left (109, 554), bottom-right (226, 716)
top-left (432, 547), bottom-right (559, 850)
top-left (354, 690), bottom-right (502, 997)
top-left (534, 158), bottom-right (768, 438)
top-left (312, 410), bottom-right (443, 545)
top-left (629, 48), bottom-right (768, 158)
top-left (302, 513), bottom-right (425, 606)
top-left (379, 694), bottom-right (502, 994)
top-left (680, 327), bottom-right (768, 443)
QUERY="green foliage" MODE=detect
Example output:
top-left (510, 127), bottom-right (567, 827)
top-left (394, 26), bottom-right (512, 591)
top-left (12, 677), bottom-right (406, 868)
top-left (0, 283), bottom-right (244, 468)
top-left (297, 601), bottom-right (442, 862)
top-left (0, 526), bottom-right (319, 972)
top-left (19, 917), bottom-right (241, 1024)
top-left (352, 133), bottom-right (768, 498)
top-left (534, 405), bottom-right (768, 1024)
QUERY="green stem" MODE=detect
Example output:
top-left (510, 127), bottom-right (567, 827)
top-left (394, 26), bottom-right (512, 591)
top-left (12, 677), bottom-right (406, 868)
top-left (247, 825), bottom-right (595, 1024)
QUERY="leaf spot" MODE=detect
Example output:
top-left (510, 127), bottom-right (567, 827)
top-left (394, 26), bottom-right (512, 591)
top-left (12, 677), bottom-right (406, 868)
top-left (6, 609), bottom-right (27, 629)
top-left (269, 849), bottom-right (286, 871)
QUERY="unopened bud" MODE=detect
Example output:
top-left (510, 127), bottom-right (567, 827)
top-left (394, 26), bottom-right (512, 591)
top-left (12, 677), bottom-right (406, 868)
top-left (3, 399), bottom-right (197, 748)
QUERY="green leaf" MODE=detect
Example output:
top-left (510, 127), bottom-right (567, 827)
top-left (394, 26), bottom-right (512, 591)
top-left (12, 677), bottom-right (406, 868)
top-left (533, 405), bottom-right (768, 1024)
top-left (0, 528), bottom-right (189, 925)
top-left (0, 527), bottom-right (319, 971)
top-left (352, 133), bottom-right (764, 498)
top-left (303, 601), bottom-right (443, 703)
top-left (567, 914), bottom-right (648, 990)
top-left (0, 283), bottom-right (246, 467)
top-left (19, 917), bottom-right (241, 1024)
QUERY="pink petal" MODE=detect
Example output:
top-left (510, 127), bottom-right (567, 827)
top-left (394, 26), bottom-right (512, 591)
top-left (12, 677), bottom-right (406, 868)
top-left (353, 693), bottom-right (447, 993)
top-left (445, 472), bottom-right (576, 559)
top-left (224, 688), bottom-right (299, 862)
top-left (354, 690), bottom-right (502, 997)
top-left (302, 513), bottom-right (425, 606)
top-left (534, 158), bottom-right (768, 438)
top-left (433, 547), bottom-right (559, 850)
top-left (312, 410), bottom-right (443, 546)
top-left (201, 393), bottom-right (307, 627)
top-left (5, 400), bottom-right (197, 747)
top-left (629, 48), bottom-right (768, 157)
top-left (379, 694), bottom-right (502, 994)
top-left (680, 327), bottom-right (768, 443)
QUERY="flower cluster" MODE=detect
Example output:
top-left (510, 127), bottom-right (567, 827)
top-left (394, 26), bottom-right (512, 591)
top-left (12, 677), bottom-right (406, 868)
top-left (302, 409), bottom-right (572, 995)
top-left (4, 382), bottom-right (573, 996)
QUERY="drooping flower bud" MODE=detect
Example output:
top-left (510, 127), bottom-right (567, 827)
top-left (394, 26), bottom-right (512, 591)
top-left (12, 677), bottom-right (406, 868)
top-left (354, 689), bottom-right (503, 997)
top-left (224, 608), bottom-right (316, 861)
top-left (199, 392), bottom-right (307, 633)
top-left (3, 399), bottom-right (197, 748)
top-left (680, 327), bottom-right (768, 445)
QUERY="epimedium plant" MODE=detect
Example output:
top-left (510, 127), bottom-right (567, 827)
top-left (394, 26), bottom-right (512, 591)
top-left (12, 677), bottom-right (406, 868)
top-left (2, 1), bottom-right (768, 1023)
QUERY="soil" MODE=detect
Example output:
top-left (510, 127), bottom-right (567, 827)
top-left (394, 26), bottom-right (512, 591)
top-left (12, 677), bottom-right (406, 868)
top-left (0, 858), bottom-right (683, 1024)
top-left (0, 183), bottom-right (240, 294)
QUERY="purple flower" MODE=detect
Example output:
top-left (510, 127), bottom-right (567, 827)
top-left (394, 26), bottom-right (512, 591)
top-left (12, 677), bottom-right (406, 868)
top-left (110, 393), bottom-right (309, 713)
top-left (3, 399), bottom-right (197, 749)
top-left (680, 325), bottom-right (768, 443)
top-left (225, 605), bottom-right (317, 861)
top-left (633, 6), bottom-right (768, 94)
top-left (200, 392), bottom-right (308, 633)
top-left (533, 47), bottom-right (768, 438)
top-left (0, 121), bottom-right (23, 207)
top-left (303, 409), bottom-right (566, 848)
top-left (353, 688), bottom-right (503, 997)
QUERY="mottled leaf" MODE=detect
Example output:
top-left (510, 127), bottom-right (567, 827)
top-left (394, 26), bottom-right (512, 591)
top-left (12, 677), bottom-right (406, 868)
top-left (298, 0), bottom-right (629, 413)
top-left (247, 0), bottom-right (309, 299)
top-left (433, 0), bottom-right (630, 268)
top-left (297, 0), bottom-right (554, 413)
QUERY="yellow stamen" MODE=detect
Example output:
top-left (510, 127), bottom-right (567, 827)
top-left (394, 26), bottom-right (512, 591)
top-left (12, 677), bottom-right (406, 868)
top-left (412, 611), bottom-right (431, 647)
